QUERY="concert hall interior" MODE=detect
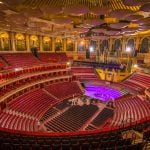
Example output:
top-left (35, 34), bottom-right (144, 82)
top-left (0, 0), bottom-right (150, 150)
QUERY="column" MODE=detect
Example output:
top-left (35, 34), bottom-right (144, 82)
top-left (52, 37), bottom-right (55, 52)
top-left (25, 34), bottom-right (30, 52)
top-left (108, 38), bottom-right (113, 63)
top-left (63, 38), bottom-right (67, 52)
top-left (122, 37), bottom-right (126, 52)
top-left (97, 40), bottom-right (100, 62)
top-left (0, 38), bottom-right (4, 50)
top-left (39, 36), bottom-right (43, 52)
top-left (85, 39), bottom-right (89, 50)
top-left (135, 35), bottom-right (140, 51)
top-left (75, 40), bottom-right (78, 52)
top-left (121, 37), bottom-right (126, 60)
top-left (109, 38), bottom-right (113, 52)
top-left (99, 40), bottom-right (103, 63)
top-left (74, 40), bottom-right (78, 60)
top-left (10, 32), bottom-right (16, 52)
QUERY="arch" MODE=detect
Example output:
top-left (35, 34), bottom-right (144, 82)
top-left (101, 39), bottom-right (109, 52)
top-left (127, 39), bottom-right (135, 50)
top-left (15, 33), bottom-right (26, 51)
top-left (30, 35), bottom-right (38, 41)
top-left (30, 35), bottom-right (39, 48)
top-left (66, 38), bottom-right (74, 51)
top-left (55, 37), bottom-right (63, 51)
top-left (0, 32), bottom-right (9, 39)
top-left (43, 36), bottom-right (52, 51)
top-left (140, 38), bottom-right (149, 53)
top-left (112, 39), bottom-right (121, 52)
top-left (78, 39), bottom-right (85, 51)
top-left (0, 32), bottom-right (10, 51)
top-left (15, 33), bottom-right (25, 40)
top-left (90, 40), bottom-right (97, 51)
top-left (43, 37), bottom-right (50, 42)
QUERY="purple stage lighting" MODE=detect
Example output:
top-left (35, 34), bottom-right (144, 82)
top-left (85, 84), bottom-right (121, 102)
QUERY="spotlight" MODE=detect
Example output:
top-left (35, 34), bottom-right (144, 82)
top-left (14, 68), bottom-right (23, 71)
top-left (89, 46), bottom-right (94, 52)
top-left (67, 62), bottom-right (70, 65)
top-left (80, 41), bottom-right (84, 45)
top-left (133, 64), bottom-right (138, 68)
top-left (126, 47), bottom-right (131, 52)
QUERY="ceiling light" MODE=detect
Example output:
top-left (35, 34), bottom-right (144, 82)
top-left (126, 47), bottom-right (131, 52)
top-left (89, 46), bottom-right (94, 52)
top-left (67, 62), bottom-right (70, 66)
top-left (80, 41), bottom-right (84, 45)
top-left (133, 64), bottom-right (138, 68)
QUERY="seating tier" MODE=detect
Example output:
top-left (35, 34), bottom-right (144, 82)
top-left (91, 108), bottom-right (114, 127)
top-left (44, 81), bottom-right (83, 100)
top-left (8, 89), bottom-right (58, 118)
top-left (129, 73), bottom-right (150, 87)
top-left (45, 104), bottom-right (98, 132)
top-left (111, 96), bottom-right (150, 126)
top-left (71, 67), bottom-right (98, 80)
top-left (39, 53), bottom-right (68, 63)
top-left (0, 111), bottom-right (37, 132)
top-left (71, 67), bottom-right (94, 74)
top-left (120, 80), bottom-right (144, 92)
top-left (1, 53), bottom-right (42, 68)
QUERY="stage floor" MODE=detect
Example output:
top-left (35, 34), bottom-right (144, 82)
top-left (85, 84), bottom-right (121, 102)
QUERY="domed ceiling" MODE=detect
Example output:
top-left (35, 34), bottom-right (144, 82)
top-left (0, 0), bottom-right (150, 38)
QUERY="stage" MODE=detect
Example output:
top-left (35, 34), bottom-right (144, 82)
top-left (85, 84), bottom-right (121, 102)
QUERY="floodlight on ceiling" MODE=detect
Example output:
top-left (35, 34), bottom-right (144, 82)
top-left (80, 41), bottom-right (85, 45)
top-left (126, 47), bottom-right (131, 52)
top-left (89, 46), bottom-right (94, 52)
top-left (133, 64), bottom-right (138, 68)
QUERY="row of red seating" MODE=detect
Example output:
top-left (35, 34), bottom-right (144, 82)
top-left (111, 96), bottom-right (150, 126)
top-left (0, 62), bottom-right (4, 70)
top-left (0, 81), bottom-right (84, 132)
top-left (89, 108), bottom-right (114, 129)
top-left (0, 70), bottom-right (70, 98)
top-left (44, 81), bottom-right (83, 100)
top-left (129, 73), bottom-right (150, 88)
top-left (45, 105), bottom-right (98, 132)
top-left (120, 80), bottom-right (144, 92)
top-left (71, 66), bottom-right (98, 80)
top-left (0, 56), bottom-right (6, 70)
top-left (71, 67), bottom-right (94, 74)
top-left (8, 89), bottom-right (59, 119)
top-left (0, 76), bottom-right (72, 111)
top-left (0, 64), bottom-right (67, 80)
top-left (78, 74), bottom-right (98, 80)
top-left (0, 53), bottom-right (68, 69)
top-left (0, 116), bottom-right (149, 137)
top-left (39, 53), bottom-right (68, 63)
top-left (0, 117), bottom-right (149, 149)
top-left (0, 111), bottom-right (38, 132)
top-left (1, 53), bottom-right (43, 69)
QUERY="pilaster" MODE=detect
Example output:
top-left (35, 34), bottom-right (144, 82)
top-left (25, 34), bottom-right (30, 52)
top-left (10, 32), bottom-right (16, 52)
top-left (39, 36), bottom-right (43, 52)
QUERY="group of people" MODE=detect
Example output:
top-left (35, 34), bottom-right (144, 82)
top-left (68, 95), bottom-right (100, 106)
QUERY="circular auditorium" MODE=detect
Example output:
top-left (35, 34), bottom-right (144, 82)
top-left (0, 0), bottom-right (150, 150)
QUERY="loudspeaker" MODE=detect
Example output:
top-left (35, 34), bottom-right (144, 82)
top-left (86, 49), bottom-right (90, 59)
